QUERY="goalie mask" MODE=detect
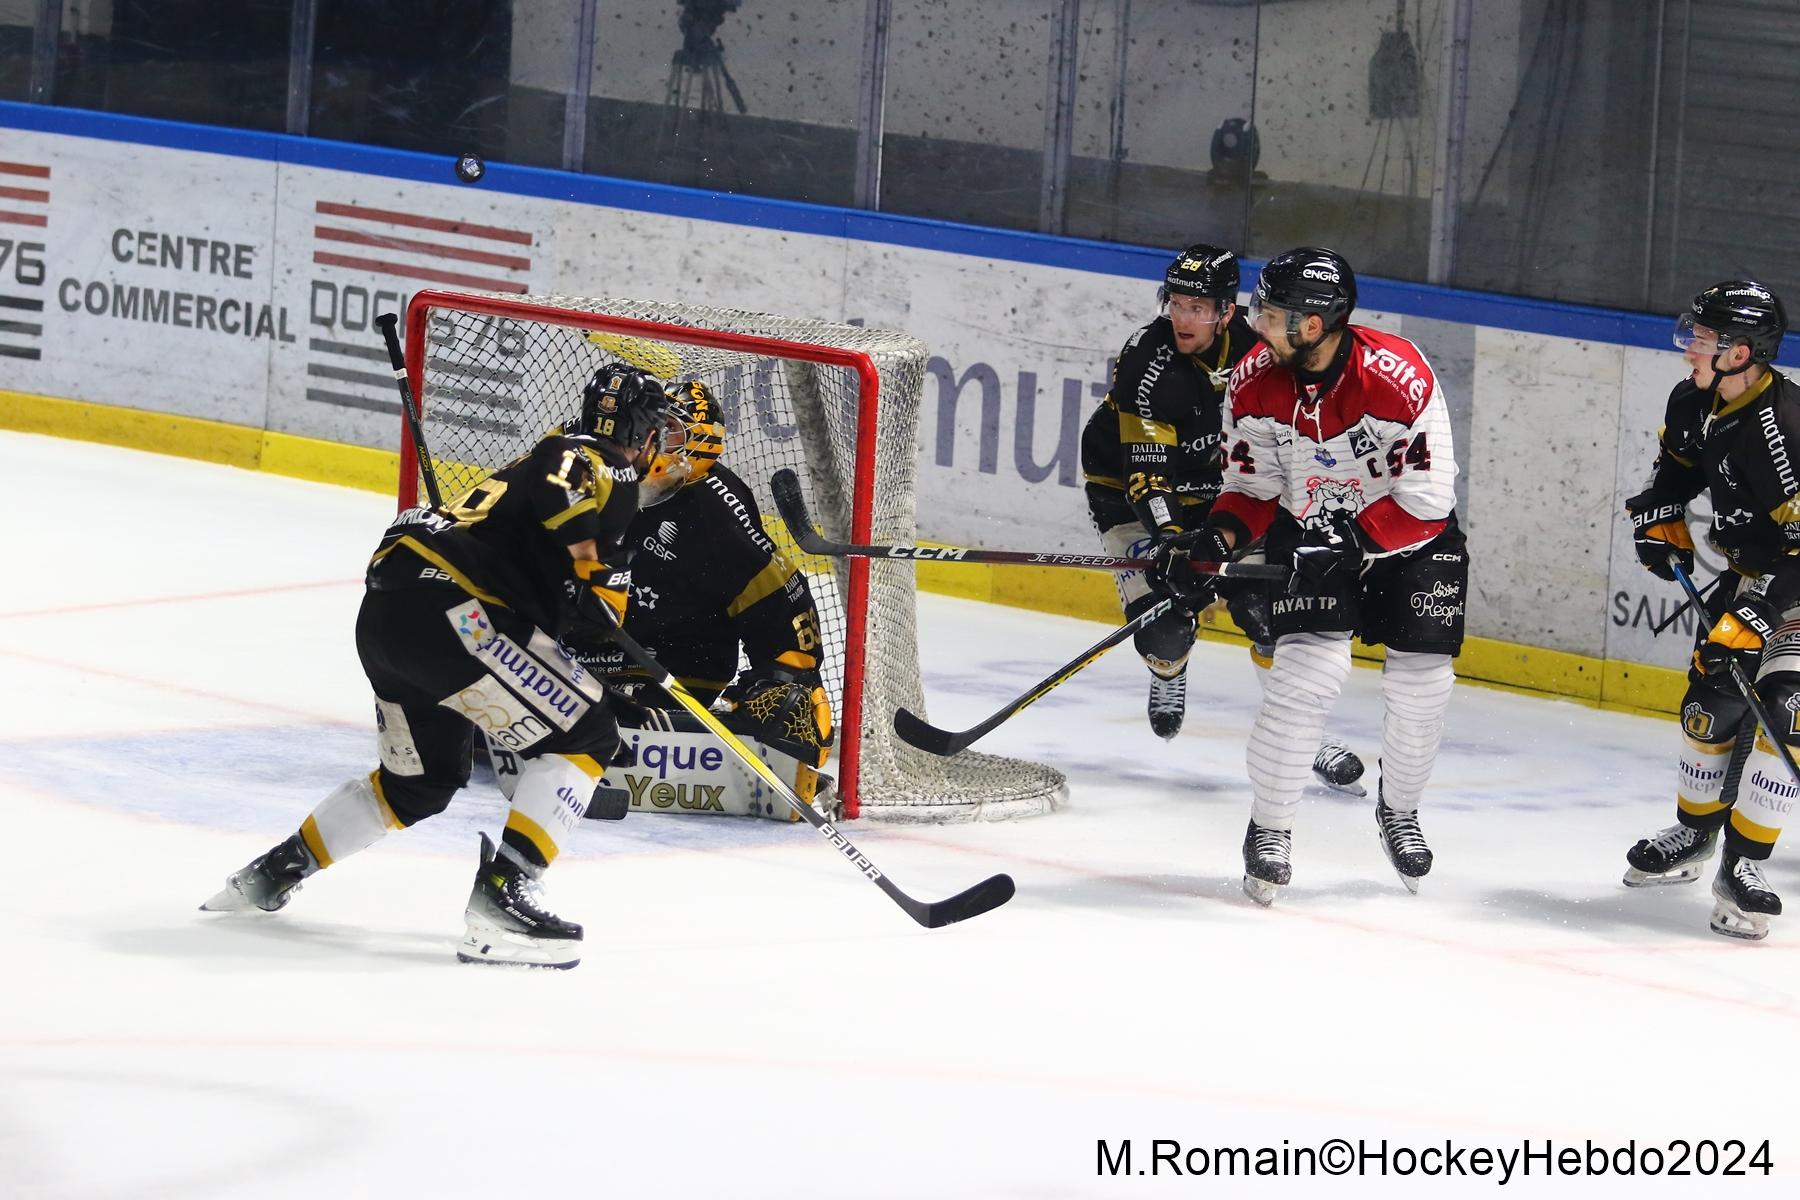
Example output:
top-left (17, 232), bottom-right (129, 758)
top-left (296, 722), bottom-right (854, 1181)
top-left (641, 378), bottom-right (727, 506)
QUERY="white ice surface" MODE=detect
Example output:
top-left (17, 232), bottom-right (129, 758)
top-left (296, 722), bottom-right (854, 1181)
top-left (1, 430), bottom-right (1795, 1199)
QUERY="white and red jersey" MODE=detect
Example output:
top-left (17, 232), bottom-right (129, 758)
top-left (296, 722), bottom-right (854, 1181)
top-left (1211, 325), bottom-right (1458, 556)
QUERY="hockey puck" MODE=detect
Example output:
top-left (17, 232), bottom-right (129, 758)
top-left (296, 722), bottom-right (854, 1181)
top-left (453, 153), bottom-right (486, 184)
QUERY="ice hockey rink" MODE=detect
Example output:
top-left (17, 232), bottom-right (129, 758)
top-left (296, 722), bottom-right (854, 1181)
top-left (2, 428), bottom-right (1795, 1199)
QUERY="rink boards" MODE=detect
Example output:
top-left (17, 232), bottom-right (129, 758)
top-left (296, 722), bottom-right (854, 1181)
top-left (4, 101), bottom-right (1784, 713)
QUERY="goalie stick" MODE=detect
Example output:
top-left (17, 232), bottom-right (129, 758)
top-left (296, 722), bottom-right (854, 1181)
top-left (770, 468), bottom-right (1285, 579)
top-left (895, 599), bottom-right (1178, 755)
top-left (376, 313), bottom-right (445, 510)
top-left (1670, 558), bottom-right (1800, 791)
top-left (604, 620), bottom-right (1015, 928)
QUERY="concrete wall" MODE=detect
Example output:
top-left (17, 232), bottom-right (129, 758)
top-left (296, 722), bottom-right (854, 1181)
top-left (4, 101), bottom-right (1782, 698)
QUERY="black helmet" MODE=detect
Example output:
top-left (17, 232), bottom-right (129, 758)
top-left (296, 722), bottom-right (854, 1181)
top-left (1252, 246), bottom-right (1357, 331)
top-left (1677, 280), bottom-right (1786, 364)
top-left (1159, 243), bottom-right (1239, 306)
top-left (579, 363), bottom-right (677, 449)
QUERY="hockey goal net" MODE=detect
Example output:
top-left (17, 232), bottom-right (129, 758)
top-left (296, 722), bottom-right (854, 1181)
top-left (398, 289), bottom-right (1066, 821)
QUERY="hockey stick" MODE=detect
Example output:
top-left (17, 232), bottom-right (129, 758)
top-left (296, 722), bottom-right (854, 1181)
top-left (603, 619), bottom-right (1014, 928)
top-left (1670, 558), bottom-right (1800, 790)
top-left (1652, 570), bottom-right (1721, 637)
top-left (894, 599), bottom-right (1177, 755)
top-left (376, 312), bottom-right (444, 510)
top-left (382, 354), bottom-right (1010, 928)
top-left (769, 468), bottom-right (1286, 578)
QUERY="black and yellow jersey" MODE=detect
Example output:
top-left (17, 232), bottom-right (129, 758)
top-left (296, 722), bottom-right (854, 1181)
top-left (615, 464), bottom-right (821, 698)
top-left (366, 434), bottom-right (641, 634)
top-left (1080, 310), bottom-right (1257, 534)
top-left (1642, 368), bottom-right (1800, 589)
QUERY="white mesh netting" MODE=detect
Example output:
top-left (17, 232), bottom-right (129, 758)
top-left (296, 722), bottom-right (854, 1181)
top-left (405, 290), bottom-right (1065, 821)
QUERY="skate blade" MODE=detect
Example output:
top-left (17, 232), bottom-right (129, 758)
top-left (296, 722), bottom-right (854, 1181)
top-left (1313, 771), bottom-right (1367, 797)
top-left (458, 923), bottom-right (581, 969)
top-left (1622, 862), bottom-right (1706, 887)
top-left (198, 876), bottom-right (294, 912)
top-left (1708, 903), bottom-right (1770, 941)
top-left (1243, 875), bottom-right (1281, 907)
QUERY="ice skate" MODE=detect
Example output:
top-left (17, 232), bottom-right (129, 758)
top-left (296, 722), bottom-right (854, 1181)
top-left (1147, 669), bottom-right (1187, 740)
top-left (1374, 796), bottom-right (1432, 893)
top-left (1623, 822), bottom-right (1717, 887)
top-left (1312, 736), bottom-right (1367, 796)
top-left (458, 832), bottom-right (583, 969)
top-left (200, 832), bottom-right (314, 912)
top-left (1709, 850), bottom-right (1782, 941)
top-left (1242, 821), bottom-right (1292, 907)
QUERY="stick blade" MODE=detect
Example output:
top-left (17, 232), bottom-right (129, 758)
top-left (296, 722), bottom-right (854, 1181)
top-left (770, 468), bottom-right (811, 534)
top-left (918, 873), bottom-right (1015, 929)
top-left (893, 706), bottom-right (976, 756)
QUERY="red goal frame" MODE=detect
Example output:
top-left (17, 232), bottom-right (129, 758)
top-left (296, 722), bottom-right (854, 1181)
top-left (396, 289), bottom-right (884, 818)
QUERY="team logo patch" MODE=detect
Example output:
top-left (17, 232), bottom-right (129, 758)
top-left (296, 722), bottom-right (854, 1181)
top-left (1409, 581), bottom-right (1464, 626)
top-left (1348, 427), bottom-right (1378, 458)
top-left (1682, 701), bottom-right (1714, 741)
top-left (1297, 476), bottom-right (1365, 527)
top-left (632, 584), bottom-right (660, 611)
top-left (1314, 448), bottom-right (1338, 467)
top-left (451, 602), bottom-right (497, 650)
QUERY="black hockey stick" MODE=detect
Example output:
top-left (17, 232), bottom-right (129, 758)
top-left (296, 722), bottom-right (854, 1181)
top-left (375, 312), bottom-right (444, 510)
top-left (770, 468), bottom-right (1285, 578)
top-left (604, 619), bottom-right (1014, 928)
top-left (895, 599), bottom-right (1178, 755)
top-left (1670, 558), bottom-right (1800, 789)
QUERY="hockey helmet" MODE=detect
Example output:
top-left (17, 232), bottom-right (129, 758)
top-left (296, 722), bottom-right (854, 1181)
top-left (578, 363), bottom-right (679, 453)
top-left (1676, 280), bottom-right (1786, 365)
top-left (641, 378), bottom-right (728, 506)
top-left (1251, 246), bottom-right (1357, 333)
top-left (1158, 243), bottom-right (1240, 308)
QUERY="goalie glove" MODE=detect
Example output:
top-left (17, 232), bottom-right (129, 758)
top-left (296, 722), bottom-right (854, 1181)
top-left (561, 559), bottom-right (631, 646)
top-left (1694, 595), bottom-right (1777, 678)
top-left (1624, 488), bottom-right (1695, 582)
top-left (721, 665), bottom-right (834, 768)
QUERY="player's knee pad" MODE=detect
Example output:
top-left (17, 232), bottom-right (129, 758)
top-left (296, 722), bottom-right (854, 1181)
top-left (1262, 633), bottom-right (1353, 716)
top-left (298, 772), bottom-right (403, 868)
top-left (504, 753), bottom-right (606, 868)
top-left (1678, 677), bottom-right (1747, 747)
top-left (1132, 597), bottom-right (1197, 674)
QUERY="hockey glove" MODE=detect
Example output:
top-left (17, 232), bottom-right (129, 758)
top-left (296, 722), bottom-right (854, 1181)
top-left (1148, 528), bottom-right (1229, 608)
top-left (1624, 489), bottom-right (1694, 582)
top-left (1694, 595), bottom-right (1777, 678)
top-left (721, 665), bottom-right (834, 767)
top-left (562, 559), bottom-right (632, 646)
top-left (1289, 517), bottom-right (1367, 596)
